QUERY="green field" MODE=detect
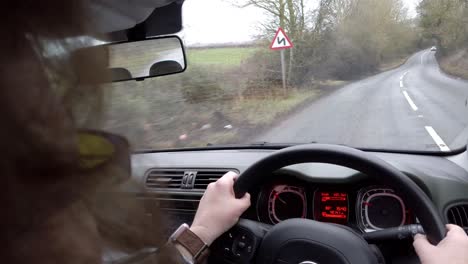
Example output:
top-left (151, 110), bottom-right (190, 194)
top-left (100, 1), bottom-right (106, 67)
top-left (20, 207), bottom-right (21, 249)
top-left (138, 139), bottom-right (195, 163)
top-left (187, 47), bottom-right (258, 67)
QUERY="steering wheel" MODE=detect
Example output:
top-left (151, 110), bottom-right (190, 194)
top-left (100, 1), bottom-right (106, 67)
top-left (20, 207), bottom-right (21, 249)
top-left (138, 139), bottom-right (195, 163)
top-left (210, 144), bottom-right (445, 264)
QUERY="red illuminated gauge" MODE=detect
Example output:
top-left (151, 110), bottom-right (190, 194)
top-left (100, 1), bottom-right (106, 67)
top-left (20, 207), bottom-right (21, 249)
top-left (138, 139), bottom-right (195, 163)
top-left (314, 191), bottom-right (349, 224)
top-left (267, 185), bottom-right (307, 224)
top-left (357, 187), bottom-right (408, 231)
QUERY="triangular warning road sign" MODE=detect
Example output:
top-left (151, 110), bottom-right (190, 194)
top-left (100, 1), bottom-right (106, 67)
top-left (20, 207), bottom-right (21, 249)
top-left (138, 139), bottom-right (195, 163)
top-left (270, 28), bottom-right (293, 50)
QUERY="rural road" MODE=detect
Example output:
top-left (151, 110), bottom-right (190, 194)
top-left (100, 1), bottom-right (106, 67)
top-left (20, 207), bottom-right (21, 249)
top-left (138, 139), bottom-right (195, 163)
top-left (257, 49), bottom-right (468, 151)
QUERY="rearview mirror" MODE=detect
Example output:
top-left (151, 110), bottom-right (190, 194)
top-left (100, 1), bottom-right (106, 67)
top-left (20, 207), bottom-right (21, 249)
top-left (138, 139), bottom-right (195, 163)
top-left (108, 36), bottom-right (186, 82)
top-left (106, 36), bottom-right (186, 82)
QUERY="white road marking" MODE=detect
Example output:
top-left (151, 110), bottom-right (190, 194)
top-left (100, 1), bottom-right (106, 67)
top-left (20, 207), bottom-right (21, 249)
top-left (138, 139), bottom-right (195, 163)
top-left (425, 126), bottom-right (450, 152)
top-left (402, 91), bottom-right (418, 111)
top-left (418, 115), bottom-right (424, 118)
top-left (400, 71), bottom-right (409, 88)
top-left (421, 52), bottom-right (426, 64)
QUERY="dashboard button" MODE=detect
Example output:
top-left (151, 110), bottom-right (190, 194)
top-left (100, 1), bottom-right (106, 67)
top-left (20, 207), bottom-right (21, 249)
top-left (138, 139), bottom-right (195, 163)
top-left (237, 241), bottom-right (246, 249)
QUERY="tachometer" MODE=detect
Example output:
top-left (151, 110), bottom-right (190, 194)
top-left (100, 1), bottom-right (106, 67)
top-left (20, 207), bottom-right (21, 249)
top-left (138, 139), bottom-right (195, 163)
top-left (357, 187), bottom-right (408, 231)
top-left (267, 185), bottom-right (307, 224)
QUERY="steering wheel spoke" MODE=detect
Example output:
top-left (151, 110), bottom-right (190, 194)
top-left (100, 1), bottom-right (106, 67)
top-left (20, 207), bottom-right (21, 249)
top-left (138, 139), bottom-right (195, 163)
top-left (210, 219), bottom-right (271, 263)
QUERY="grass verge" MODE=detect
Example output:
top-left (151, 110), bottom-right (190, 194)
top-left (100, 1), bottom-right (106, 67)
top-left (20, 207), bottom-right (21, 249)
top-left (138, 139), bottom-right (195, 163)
top-left (181, 89), bottom-right (321, 147)
top-left (187, 47), bottom-right (258, 67)
top-left (227, 90), bottom-right (319, 125)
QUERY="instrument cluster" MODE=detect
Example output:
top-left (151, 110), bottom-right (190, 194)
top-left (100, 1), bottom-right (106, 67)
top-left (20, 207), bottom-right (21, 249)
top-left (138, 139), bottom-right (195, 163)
top-left (256, 180), bottom-right (413, 231)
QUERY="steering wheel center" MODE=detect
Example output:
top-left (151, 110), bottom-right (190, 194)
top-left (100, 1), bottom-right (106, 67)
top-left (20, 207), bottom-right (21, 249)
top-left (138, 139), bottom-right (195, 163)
top-left (257, 219), bottom-right (377, 264)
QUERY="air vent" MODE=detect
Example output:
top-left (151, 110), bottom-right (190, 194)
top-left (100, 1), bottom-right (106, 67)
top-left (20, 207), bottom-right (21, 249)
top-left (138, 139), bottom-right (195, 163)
top-left (193, 169), bottom-right (230, 190)
top-left (447, 204), bottom-right (468, 227)
top-left (145, 169), bottom-right (185, 189)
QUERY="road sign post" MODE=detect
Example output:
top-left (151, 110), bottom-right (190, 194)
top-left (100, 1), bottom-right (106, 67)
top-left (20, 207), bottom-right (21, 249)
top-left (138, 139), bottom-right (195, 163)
top-left (270, 28), bottom-right (293, 93)
top-left (280, 50), bottom-right (286, 92)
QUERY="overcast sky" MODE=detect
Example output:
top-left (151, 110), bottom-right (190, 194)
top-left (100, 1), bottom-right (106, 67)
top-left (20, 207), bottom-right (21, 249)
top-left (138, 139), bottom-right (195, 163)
top-left (180, 0), bottom-right (421, 45)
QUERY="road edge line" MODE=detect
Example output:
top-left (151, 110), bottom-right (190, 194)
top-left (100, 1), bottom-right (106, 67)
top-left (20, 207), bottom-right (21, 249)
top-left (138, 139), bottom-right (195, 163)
top-left (425, 126), bottom-right (450, 152)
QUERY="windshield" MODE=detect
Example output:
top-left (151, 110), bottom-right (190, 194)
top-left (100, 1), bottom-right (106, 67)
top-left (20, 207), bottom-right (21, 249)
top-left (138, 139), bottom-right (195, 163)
top-left (101, 0), bottom-right (468, 152)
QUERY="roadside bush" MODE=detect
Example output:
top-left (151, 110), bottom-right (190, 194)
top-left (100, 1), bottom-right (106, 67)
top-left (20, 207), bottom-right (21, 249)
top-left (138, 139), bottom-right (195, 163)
top-left (440, 48), bottom-right (468, 79)
top-left (180, 66), bottom-right (223, 103)
top-left (323, 34), bottom-right (379, 80)
top-left (241, 49), bottom-right (284, 97)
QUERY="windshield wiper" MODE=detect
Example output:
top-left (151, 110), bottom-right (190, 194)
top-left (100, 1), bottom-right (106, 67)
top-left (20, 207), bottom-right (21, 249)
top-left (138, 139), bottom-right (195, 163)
top-left (247, 141), bottom-right (319, 146)
top-left (205, 141), bottom-right (290, 148)
top-left (137, 142), bottom-right (323, 154)
top-left (248, 141), bottom-right (270, 146)
top-left (206, 141), bottom-right (319, 147)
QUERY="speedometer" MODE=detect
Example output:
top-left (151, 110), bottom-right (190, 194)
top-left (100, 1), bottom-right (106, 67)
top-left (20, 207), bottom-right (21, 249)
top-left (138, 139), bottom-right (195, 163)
top-left (357, 187), bottom-right (408, 231)
top-left (267, 185), bottom-right (307, 224)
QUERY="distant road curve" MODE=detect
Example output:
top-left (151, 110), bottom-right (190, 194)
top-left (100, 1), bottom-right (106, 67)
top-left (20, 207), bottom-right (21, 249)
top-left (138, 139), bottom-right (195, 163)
top-left (257, 49), bottom-right (468, 152)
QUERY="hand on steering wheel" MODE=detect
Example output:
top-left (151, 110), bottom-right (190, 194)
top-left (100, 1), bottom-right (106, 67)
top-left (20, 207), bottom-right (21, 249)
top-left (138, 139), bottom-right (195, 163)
top-left (414, 224), bottom-right (468, 264)
top-left (190, 171), bottom-right (251, 245)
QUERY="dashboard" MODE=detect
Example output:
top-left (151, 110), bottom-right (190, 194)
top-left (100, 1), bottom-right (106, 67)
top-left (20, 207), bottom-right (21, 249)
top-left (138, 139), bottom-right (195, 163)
top-left (253, 176), bottom-right (414, 231)
top-left (126, 147), bottom-right (468, 262)
top-left (131, 148), bottom-right (468, 226)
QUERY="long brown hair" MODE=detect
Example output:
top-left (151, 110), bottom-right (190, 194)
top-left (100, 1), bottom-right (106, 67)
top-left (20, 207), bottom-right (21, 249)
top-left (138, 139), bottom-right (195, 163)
top-left (1, 1), bottom-right (167, 262)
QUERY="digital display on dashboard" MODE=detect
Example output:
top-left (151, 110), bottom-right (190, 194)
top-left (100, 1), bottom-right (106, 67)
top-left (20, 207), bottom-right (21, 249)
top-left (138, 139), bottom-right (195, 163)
top-left (315, 191), bottom-right (348, 224)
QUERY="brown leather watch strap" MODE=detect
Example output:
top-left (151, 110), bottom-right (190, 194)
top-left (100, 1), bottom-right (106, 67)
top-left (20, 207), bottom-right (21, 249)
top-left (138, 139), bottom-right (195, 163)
top-left (174, 227), bottom-right (209, 262)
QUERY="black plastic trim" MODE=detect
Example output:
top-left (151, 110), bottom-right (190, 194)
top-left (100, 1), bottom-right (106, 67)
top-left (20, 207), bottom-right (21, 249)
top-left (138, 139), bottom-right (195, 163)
top-left (134, 144), bottom-right (466, 157)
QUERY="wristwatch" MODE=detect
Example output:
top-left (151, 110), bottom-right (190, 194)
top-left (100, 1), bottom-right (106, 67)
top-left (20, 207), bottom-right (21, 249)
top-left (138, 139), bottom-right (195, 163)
top-left (170, 224), bottom-right (210, 264)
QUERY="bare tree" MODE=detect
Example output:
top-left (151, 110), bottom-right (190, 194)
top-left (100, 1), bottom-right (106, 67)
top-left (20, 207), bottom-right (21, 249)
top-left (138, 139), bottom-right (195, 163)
top-left (230, 0), bottom-right (308, 87)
